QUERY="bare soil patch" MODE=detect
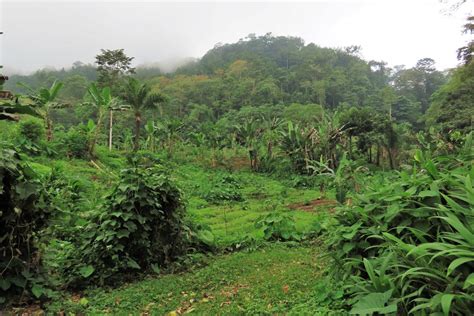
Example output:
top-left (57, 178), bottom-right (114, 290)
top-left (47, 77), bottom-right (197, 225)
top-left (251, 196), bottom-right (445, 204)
top-left (287, 198), bottom-right (337, 212)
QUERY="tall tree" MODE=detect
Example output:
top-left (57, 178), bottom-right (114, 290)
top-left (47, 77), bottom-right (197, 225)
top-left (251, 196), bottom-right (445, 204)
top-left (96, 49), bottom-right (135, 91)
top-left (393, 58), bottom-right (446, 114)
top-left (121, 78), bottom-right (166, 151)
top-left (95, 49), bottom-right (135, 150)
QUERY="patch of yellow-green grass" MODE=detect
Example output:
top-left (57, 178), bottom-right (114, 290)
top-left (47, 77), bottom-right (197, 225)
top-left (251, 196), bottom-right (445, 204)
top-left (46, 243), bottom-right (337, 315)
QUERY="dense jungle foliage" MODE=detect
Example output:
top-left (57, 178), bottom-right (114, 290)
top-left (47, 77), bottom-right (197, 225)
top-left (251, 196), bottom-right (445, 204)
top-left (1, 16), bottom-right (473, 315)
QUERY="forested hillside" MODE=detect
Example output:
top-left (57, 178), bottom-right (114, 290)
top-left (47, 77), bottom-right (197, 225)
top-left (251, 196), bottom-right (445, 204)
top-left (1, 14), bottom-right (473, 315)
top-left (7, 34), bottom-right (449, 125)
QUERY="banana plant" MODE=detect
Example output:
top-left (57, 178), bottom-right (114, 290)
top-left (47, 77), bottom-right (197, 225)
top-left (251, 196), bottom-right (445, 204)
top-left (155, 118), bottom-right (183, 156)
top-left (261, 116), bottom-right (284, 159)
top-left (19, 80), bottom-right (65, 141)
top-left (235, 118), bottom-right (261, 170)
top-left (279, 121), bottom-right (317, 172)
top-left (144, 121), bottom-right (154, 151)
top-left (85, 83), bottom-right (122, 156)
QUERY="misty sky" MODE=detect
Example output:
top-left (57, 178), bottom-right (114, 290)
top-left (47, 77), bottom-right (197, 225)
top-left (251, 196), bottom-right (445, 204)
top-left (1, 0), bottom-right (472, 74)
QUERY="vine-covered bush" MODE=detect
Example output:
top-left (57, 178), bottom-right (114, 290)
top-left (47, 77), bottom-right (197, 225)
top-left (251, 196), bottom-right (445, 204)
top-left (79, 162), bottom-right (193, 285)
top-left (326, 135), bottom-right (474, 314)
top-left (0, 149), bottom-right (52, 305)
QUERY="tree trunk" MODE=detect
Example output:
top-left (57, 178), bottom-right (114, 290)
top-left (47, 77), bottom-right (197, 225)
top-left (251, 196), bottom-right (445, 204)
top-left (387, 146), bottom-right (395, 170)
top-left (134, 112), bottom-right (141, 151)
top-left (376, 144), bottom-right (380, 166)
top-left (89, 111), bottom-right (104, 157)
top-left (267, 141), bottom-right (273, 159)
top-left (108, 110), bottom-right (113, 151)
top-left (46, 118), bottom-right (53, 141)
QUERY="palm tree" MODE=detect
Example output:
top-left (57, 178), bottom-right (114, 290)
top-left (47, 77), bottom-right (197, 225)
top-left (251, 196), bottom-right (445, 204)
top-left (20, 80), bottom-right (64, 141)
top-left (122, 78), bottom-right (166, 151)
top-left (86, 83), bottom-right (121, 156)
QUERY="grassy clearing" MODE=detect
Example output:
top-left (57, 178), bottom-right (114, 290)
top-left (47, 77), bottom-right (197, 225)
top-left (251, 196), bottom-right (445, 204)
top-left (177, 163), bottom-right (330, 245)
top-left (46, 243), bottom-right (336, 315)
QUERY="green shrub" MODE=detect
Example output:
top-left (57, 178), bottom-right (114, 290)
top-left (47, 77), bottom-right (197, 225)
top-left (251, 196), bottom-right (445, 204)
top-left (78, 161), bottom-right (195, 285)
top-left (18, 118), bottom-right (44, 143)
top-left (64, 125), bottom-right (89, 159)
top-left (0, 148), bottom-right (53, 305)
top-left (41, 170), bottom-right (84, 239)
top-left (39, 172), bottom-right (91, 290)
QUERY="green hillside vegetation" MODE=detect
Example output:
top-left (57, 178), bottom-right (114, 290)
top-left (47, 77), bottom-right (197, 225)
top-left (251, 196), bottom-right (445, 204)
top-left (1, 18), bottom-right (473, 315)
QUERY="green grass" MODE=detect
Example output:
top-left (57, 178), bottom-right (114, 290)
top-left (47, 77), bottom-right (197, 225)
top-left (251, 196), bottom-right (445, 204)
top-left (176, 163), bottom-right (331, 245)
top-left (46, 243), bottom-right (337, 315)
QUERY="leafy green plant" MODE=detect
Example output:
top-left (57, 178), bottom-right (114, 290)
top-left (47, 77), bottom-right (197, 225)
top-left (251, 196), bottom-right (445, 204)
top-left (18, 118), bottom-right (44, 143)
top-left (63, 125), bottom-right (90, 159)
top-left (0, 148), bottom-right (53, 305)
top-left (19, 80), bottom-right (65, 141)
top-left (326, 134), bottom-right (474, 314)
top-left (255, 212), bottom-right (300, 241)
top-left (41, 169), bottom-right (84, 240)
top-left (78, 160), bottom-right (194, 285)
top-left (226, 235), bottom-right (262, 253)
top-left (15, 118), bottom-right (45, 155)
top-left (84, 83), bottom-right (121, 156)
top-left (0, 96), bottom-right (41, 121)
top-left (307, 153), bottom-right (365, 203)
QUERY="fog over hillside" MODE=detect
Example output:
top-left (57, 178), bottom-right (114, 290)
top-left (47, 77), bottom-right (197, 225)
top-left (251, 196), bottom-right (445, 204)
top-left (1, 0), bottom-right (472, 74)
